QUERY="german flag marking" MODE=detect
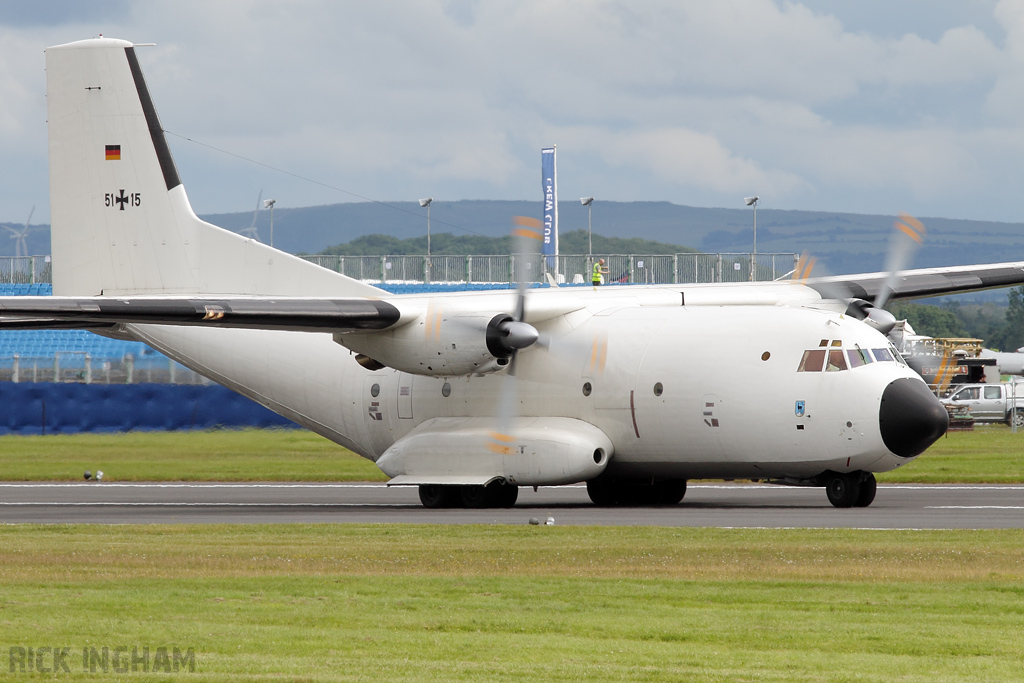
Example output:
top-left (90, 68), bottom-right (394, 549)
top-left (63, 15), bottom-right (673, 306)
top-left (105, 144), bottom-right (121, 161)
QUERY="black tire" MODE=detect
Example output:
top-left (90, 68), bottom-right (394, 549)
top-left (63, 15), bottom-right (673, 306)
top-left (854, 473), bottom-right (877, 508)
top-left (652, 479), bottom-right (687, 505)
top-left (1011, 409), bottom-right (1024, 429)
top-left (495, 483), bottom-right (519, 508)
top-left (825, 472), bottom-right (861, 508)
top-left (418, 484), bottom-right (457, 508)
top-left (459, 484), bottom-right (493, 508)
top-left (586, 478), bottom-right (619, 506)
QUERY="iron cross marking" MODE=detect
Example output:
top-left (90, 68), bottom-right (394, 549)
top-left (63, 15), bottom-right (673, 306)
top-left (114, 189), bottom-right (129, 210)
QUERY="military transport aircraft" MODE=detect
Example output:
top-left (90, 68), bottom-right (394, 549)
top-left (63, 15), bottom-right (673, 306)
top-left (2, 38), bottom-right (1023, 509)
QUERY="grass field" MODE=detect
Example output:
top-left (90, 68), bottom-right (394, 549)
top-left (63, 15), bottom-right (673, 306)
top-left (1, 525), bottom-right (1022, 682)
top-left (0, 424), bottom-right (1021, 483)
top-left (1, 431), bottom-right (1023, 680)
top-left (0, 428), bottom-right (387, 482)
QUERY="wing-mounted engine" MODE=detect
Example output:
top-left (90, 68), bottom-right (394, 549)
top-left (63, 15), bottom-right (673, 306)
top-left (378, 417), bottom-right (612, 486)
top-left (843, 298), bottom-right (897, 335)
top-left (335, 311), bottom-right (540, 376)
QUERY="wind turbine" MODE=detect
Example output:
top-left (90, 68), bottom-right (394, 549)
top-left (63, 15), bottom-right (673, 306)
top-left (4, 206), bottom-right (34, 257)
top-left (240, 190), bottom-right (262, 240)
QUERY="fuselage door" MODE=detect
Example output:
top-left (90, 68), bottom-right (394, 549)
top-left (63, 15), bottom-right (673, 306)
top-left (398, 372), bottom-right (414, 419)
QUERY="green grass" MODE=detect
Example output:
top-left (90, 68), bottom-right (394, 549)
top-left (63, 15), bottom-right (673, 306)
top-left (878, 424), bottom-right (1024, 483)
top-left (2, 525), bottom-right (1023, 682)
top-left (0, 424), bottom-right (1020, 483)
top-left (0, 428), bottom-right (386, 482)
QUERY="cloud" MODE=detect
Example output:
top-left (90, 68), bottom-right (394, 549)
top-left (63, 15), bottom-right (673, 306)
top-left (1, 0), bottom-right (1024, 224)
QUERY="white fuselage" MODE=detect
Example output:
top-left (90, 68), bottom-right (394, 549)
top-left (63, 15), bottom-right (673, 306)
top-left (124, 284), bottom-right (920, 482)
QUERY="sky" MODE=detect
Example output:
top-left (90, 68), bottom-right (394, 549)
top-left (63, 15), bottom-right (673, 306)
top-left (2, 0), bottom-right (1023, 228)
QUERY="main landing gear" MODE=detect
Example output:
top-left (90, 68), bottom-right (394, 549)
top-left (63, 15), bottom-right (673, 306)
top-left (822, 471), bottom-right (876, 508)
top-left (585, 476), bottom-right (688, 506)
top-left (418, 482), bottom-right (519, 509)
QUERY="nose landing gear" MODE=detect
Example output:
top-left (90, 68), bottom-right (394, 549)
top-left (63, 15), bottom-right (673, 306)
top-left (823, 471), bottom-right (876, 508)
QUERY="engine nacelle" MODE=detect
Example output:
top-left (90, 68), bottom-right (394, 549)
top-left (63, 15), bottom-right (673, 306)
top-left (844, 298), bottom-right (897, 335)
top-left (335, 311), bottom-right (537, 376)
top-left (378, 417), bottom-right (613, 487)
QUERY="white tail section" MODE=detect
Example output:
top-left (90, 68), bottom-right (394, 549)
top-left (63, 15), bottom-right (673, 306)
top-left (45, 38), bottom-right (385, 298)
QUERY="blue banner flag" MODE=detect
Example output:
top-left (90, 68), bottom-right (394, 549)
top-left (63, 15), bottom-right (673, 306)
top-left (541, 147), bottom-right (558, 268)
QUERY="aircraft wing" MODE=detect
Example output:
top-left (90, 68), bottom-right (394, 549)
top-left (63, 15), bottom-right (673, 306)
top-left (0, 297), bottom-right (403, 332)
top-left (806, 261), bottom-right (1024, 302)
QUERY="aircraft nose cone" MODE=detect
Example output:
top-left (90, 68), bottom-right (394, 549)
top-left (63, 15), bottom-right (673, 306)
top-left (878, 378), bottom-right (948, 457)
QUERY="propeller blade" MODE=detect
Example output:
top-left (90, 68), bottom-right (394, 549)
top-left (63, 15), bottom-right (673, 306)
top-left (875, 213), bottom-right (925, 310)
top-left (486, 217), bottom-right (545, 451)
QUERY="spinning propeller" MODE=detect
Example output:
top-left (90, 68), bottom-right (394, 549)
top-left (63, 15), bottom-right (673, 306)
top-left (796, 213), bottom-right (926, 336)
top-left (486, 217), bottom-right (545, 456)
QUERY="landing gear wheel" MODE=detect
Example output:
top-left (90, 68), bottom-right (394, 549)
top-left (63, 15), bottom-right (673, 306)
top-left (854, 473), bottom-right (877, 508)
top-left (458, 482), bottom-right (516, 508)
top-left (495, 483), bottom-right (519, 508)
top-left (460, 484), bottom-right (493, 508)
top-left (825, 472), bottom-right (861, 508)
top-left (418, 485), bottom-right (457, 508)
top-left (586, 478), bottom-right (619, 506)
top-left (652, 479), bottom-right (687, 505)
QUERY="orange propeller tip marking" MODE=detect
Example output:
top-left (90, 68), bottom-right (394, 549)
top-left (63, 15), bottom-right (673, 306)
top-left (512, 216), bottom-right (541, 228)
top-left (895, 220), bottom-right (924, 244)
top-left (489, 431), bottom-right (515, 443)
top-left (897, 212), bottom-right (925, 232)
top-left (512, 227), bottom-right (543, 240)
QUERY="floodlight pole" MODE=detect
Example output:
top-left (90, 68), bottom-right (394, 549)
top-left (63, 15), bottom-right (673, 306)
top-left (745, 196), bottom-right (759, 281)
top-left (263, 199), bottom-right (277, 248)
top-left (581, 197), bottom-right (595, 273)
top-left (420, 198), bottom-right (434, 283)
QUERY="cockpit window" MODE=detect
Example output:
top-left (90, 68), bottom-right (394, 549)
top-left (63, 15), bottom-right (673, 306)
top-left (799, 342), bottom-right (894, 372)
top-left (826, 349), bottom-right (847, 371)
top-left (797, 349), bottom-right (826, 372)
top-left (871, 348), bottom-right (894, 363)
top-left (846, 348), bottom-right (872, 368)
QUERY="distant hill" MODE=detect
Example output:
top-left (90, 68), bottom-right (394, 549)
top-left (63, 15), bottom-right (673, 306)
top-left (319, 229), bottom-right (700, 256)
top-left (8, 199), bottom-right (1024, 279)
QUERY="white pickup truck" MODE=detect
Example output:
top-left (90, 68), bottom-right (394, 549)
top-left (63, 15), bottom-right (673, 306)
top-left (941, 382), bottom-right (1024, 427)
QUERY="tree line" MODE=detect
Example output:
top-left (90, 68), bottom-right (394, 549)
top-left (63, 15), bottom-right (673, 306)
top-left (317, 230), bottom-right (699, 257)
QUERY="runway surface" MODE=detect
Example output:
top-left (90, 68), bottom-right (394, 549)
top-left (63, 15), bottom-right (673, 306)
top-left (2, 482), bottom-right (1023, 528)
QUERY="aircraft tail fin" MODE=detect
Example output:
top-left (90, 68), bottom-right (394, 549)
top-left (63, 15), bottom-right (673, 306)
top-left (45, 38), bottom-right (384, 298)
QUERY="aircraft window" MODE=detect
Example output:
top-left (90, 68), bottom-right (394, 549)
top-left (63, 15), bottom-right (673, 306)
top-left (826, 349), bottom-right (848, 372)
top-left (984, 386), bottom-right (1001, 399)
top-left (653, 382), bottom-right (663, 396)
top-left (846, 348), bottom-right (870, 368)
top-left (830, 340), bottom-right (842, 347)
top-left (370, 383), bottom-right (381, 397)
top-left (798, 349), bottom-right (826, 372)
top-left (818, 339), bottom-right (828, 347)
top-left (871, 348), bottom-right (894, 362)
top-left (582, 382), bottom-right (592, 397)
top-left (441, 382), bottom-right (452, 397)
